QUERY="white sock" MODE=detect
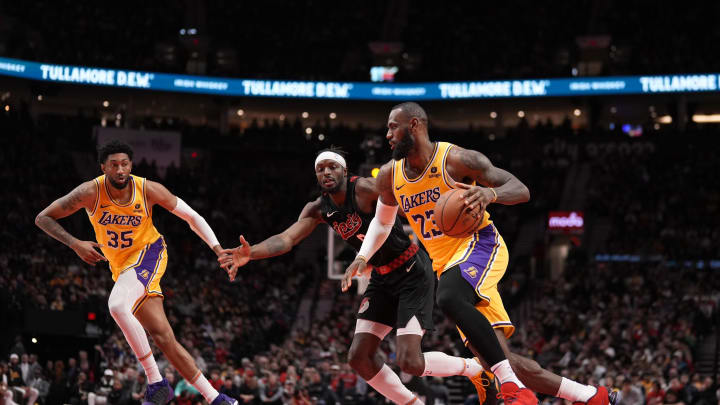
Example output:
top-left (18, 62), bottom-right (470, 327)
top-left (491, 359), bottom-right (525, 388)
top-left (140, 353), bottom-right (163, 384)
top-left (367, 364), bottom-right (423, 405)
top-left (422, 352), bottom-right (483, 377)
top-left (191, 373), bottom-right (219, 403)
top-left (557, 377), bottom-right (596, 402)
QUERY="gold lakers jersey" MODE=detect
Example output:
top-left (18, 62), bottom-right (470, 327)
top-left (87, 175), bottom-right (162, 280)
top-left (392, 142), bottom-right (492, 274)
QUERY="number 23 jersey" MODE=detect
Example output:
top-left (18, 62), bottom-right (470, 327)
top-left (87, 174), bottom-right (163, 280)
top-left (392, 142), bottom-right (492, 275)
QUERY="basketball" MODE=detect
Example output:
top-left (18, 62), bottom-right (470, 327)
top-left (434, 189), bottom-right (483, 238)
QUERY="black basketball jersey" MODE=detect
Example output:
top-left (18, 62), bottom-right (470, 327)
top-left (320, 176), bottom-right (412, 267)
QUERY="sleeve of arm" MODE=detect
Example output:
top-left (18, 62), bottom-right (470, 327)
top-left (356, 198), bottom-right (397, 260)
top-left (170, 198), bottom-right (220, 249)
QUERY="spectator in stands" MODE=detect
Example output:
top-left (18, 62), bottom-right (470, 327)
top-left (127, 370), bottom-right (146, 405)
top-left (617, 379), bottom-right (645, 405)
top-left (238, 371), bottom-right (260, 405)
top-left (68, 371), bottom-right (94, 405)
top-left (1, 361), bottom-right (18, 405)
top-left (303, 367), bottom-right (337, 405)
top-left (259, 372), bottom-right (283, 405)
top-left (647, 380), bottom-right (666, 405)
top-left (220, 376), bottom-right (240, 401)
top-left (88, 369), bottom-right (115, 405)
top-left (106, 378), bottom-right (128, 405)
top-left (6, 354), bottom-right (39, 405)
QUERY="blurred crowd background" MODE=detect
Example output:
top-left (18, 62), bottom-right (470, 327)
top-left (2, 2), bottom-right (720, 405)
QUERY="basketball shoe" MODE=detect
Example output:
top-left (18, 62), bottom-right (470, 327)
top-left (211, 393), bottom-right (239, 405)
top-left (573, 386), bottom-right (618, 405)
top-left (143, 378), bottom-right (174, 405)
top-left (497, 382), bottom-right (538, 405)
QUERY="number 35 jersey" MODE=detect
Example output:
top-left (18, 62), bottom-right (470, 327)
top-left (87, 175), bottom-right (163, 281)
top-left (392, 142), bottom-right (492, 275)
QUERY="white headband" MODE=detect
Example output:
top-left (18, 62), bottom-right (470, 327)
top-left (315, 151), bottom-right (346, 169)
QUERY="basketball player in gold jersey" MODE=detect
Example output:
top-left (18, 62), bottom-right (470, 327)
top-left (35, 140), bottom-right (238, 405)
top-left (345, 102), bottom-right (615, 405)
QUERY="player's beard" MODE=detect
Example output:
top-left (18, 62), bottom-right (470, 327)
top-left (108, 177), bottom-right (130, 189)
top-left (392, 128), bottom-right (415, 160)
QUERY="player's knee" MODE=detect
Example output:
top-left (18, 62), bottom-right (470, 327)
top-left (436, 288), bottom-right (461, 317)
top-left (397, 353), bottom-right (424, 376)
top-left (149, 328), bottom-right (175, 349)
top-left (107, 298), bottom-right (130, 319)
top-left (347, 344), bottom-right (371, 372)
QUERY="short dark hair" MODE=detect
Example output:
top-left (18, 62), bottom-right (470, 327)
top-left (98, 140), bottom-right (133, 164)
top-left (315, 145), bottom-right (348, 159)
top-left (391, 102), bottom-right (428, 123)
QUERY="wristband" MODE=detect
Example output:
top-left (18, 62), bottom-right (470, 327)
top-left (489, 188), bottom-right (498, 203)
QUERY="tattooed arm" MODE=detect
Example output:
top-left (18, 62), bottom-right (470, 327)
top-left (35, 181), bottom-right (107, 265)
top-left (446, 145), bottom-right (530, 212)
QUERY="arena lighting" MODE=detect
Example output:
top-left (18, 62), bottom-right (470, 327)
top-left (301, 111), bottom-right (309, 119)
top-left (517, 110), bottom-right (525, 118)
top-left (31, 338), bottom-right (38, 344)
top-left (4, 105), bottom-right (9, 112)
top-left (37, 94), bottom-right (43, 101)
top-left (329, 112), bottom-right (337, 119)
top-left (573, 108), bottom-right (582, 116)
top-left (692, 114), bottom-right (720, 123)
top-left (318, 134), bottom-right (325, 141)
top-left (657, 115), bottom-right (673, 124)
top-left (102, 100), bottom-right (109, 107)
top-left (371, 167), bottom-right (380, 178)
top-left (236, 109), bottom-right (244, 116)
top-left (5, 56), bottom-right (720, 99)
top-left (490, 111), bottom-right (497, 119)
top-left (305, 127), bottom-right (312, 134)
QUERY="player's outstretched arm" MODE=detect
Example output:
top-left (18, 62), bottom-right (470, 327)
top-left (35, 181), bottom-right (107, 265)
top-left (218, 200), bottom-right (322, 281)
top-left (341, 162), bottom-right (398, 292)
top-left (447, 146), bottom-right (530, 213)
top-left (146, 180), bottom-right (225, 257)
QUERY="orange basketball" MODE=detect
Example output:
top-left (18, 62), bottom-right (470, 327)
top-left (433, 189), bottom-right (483, 238)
